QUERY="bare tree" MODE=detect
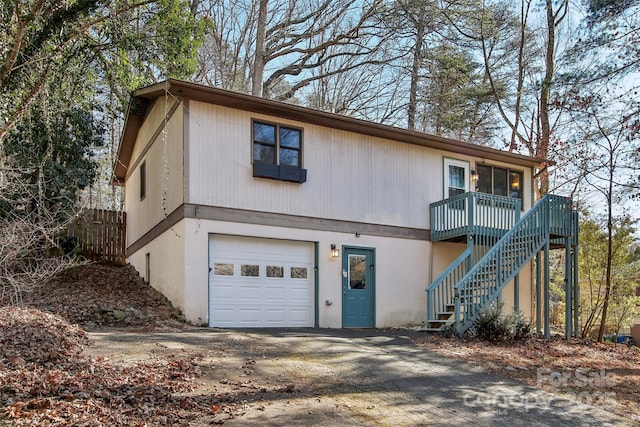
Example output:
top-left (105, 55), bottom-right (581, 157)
top-left (195, 0), bottom-right (384, 101)
top-left (563, 90), bottom-right (640, 341)
top-left (447, 0), bottom-right (569, 196)
top-left (389, 0), bottom-right (442, 130)
top-left (0, 164), bottom-right (82, 305)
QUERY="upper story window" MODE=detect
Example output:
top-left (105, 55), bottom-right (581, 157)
top-left (476, 164), bottom-right (523, 202)
top-left (252, 120), bottom-right (307, 183)
top-left (253, 121), bottom-right (302, 167)
top-left (443, 158), bottom-right (469, 198)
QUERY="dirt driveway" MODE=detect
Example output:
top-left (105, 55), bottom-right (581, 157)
top-left (87, 328), bottom-right (632, 426)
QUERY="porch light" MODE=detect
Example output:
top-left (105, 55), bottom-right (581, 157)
top-left (471, 170), bottom-right (479, 182)
top-left (330, 244), bottom-right (340, 258)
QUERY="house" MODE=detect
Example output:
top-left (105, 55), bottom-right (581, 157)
top-left (112, 79), bottom-right (578, 334)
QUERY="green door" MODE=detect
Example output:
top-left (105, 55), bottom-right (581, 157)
top-left (342, 247), bottom-right (375, 328)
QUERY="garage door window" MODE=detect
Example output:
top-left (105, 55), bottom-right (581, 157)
top-left (241, 264), bottom-right (259, 277)
top-left (267, 266), bottom-right (284, 278)
top-left (214, 263), bottom-right (234, 276)
top-left (291, 267), bottom-right (308, 279)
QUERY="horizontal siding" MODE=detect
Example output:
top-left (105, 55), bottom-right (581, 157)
top-left (187, 101), bottom-right (532, 230)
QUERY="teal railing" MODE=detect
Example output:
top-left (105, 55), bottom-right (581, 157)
top-left (453, 194), bottom-right (573, 333)
top-left (430, 192), bottom-right (522, 242)
top-left (426, 246), bottom-right (473, 326)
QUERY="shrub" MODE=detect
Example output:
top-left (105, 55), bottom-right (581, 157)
top-left (507, 309), bottom-right (533, 341)
top-left (474, 301), bottom-right (510, 342)
top-left (473, 301), bottom-right (532, 342)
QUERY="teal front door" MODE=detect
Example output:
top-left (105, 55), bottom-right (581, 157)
top-left (342, 247), bottom-right (375, 328)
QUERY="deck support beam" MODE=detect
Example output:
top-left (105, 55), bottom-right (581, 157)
top-left (544, 242), bottom-right (551, 338)
top-left (573, 246), bottom-right (580, 338)
top-left (565, 237), bottom-right (573, 339)
top-left (514, 275), bottom-right (520, 312)
top-left (536, 251), bottom-right (542, 334)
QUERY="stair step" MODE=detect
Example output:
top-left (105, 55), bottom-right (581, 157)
top-left (427, 319), bottom-right (453, 327)
top-left (444, 304), bottom-right (469, 312)
top-left (436, 311), bottom-right (454, 320)
top-left (420, 327), bottom-right (448, 333)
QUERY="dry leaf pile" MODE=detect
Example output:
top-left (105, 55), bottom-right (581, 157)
top-left (0, 306), bottom-right (244, 425)
top-left (9, 263), bottom-right (185, 331)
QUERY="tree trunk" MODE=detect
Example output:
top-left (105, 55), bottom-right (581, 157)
top-left (597, 149), bottom-right (616, 342)
top-left (252, 0), bottom-right (268, 97)
top-left (510, 0), bottom-right (528, 152)
top-left (407, 23), bottom-right (424, 131)
top-left (537, 0), bottom-right (555, 198)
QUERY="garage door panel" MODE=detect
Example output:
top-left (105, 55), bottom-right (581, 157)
top-left (239, 285), bottom-right (262, 300)
top-left (209, 235), bottom-right (314, 327)
top-left (289, 286), bottom-right (310, 301)
top-left (265, 309), bottom-right (286, 322)
top-left (264, 286), bottom-right (287, 301)
top-left (211, 308), bottom-right (235, 323)
top-left (238, 309), bottom-right (260, 323)
top-left (212, 284), bottom-right (236, 300)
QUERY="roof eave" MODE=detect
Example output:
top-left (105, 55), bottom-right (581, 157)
top-left (153, 79), bottom-right (546, 169)
top-left (111, 97), bottom-right (148, 186)
top-left (112, 79), bottom-right (548, 187)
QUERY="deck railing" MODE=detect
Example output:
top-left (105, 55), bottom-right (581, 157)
top-left (430, 192), bottom-right (521, 241)
top-left (426, 246), bottom-right (473, 325)
top-left (453, 194), bottom-right (573, 333)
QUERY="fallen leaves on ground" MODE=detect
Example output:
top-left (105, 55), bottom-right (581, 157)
top-left (0, 306), bottom-right (244, 425)
top-left (413, 334), bottom-right (640, 422)
top-left (5, 263), bottom-right (186, 331)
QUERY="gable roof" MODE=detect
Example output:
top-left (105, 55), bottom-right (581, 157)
top-left (113, 78), bottom-right (545, 185)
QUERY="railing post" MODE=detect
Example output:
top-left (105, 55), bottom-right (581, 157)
top-left (467, 192), bottom-right (474, 236)
top-left (430, 201), bottom-right (435, 239)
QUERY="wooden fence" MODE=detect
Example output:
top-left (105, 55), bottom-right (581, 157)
top-left (67, 209), bottom-right (127, 265)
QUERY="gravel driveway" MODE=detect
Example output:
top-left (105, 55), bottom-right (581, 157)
top-left (87, 328), bottom-right (633, 426)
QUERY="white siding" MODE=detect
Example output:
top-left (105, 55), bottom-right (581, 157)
top-left (127, 221), bottom-right (187, 316)
top-left (187, 101), bottom-right (529, 230)
top-left (180, 218), bottom-right (430, 328)
top-left (125, 100), bottom-right (184, 244)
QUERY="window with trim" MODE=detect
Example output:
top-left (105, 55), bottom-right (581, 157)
top-left (476, 164), bottom-right (523, 202)
top-left (443, 158), bottom-right (469, 198)
top-left (252, 120), bottom-right (307, 183)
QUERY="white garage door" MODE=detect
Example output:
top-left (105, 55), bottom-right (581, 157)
top-left (208, 235), bottom-right (315, 327)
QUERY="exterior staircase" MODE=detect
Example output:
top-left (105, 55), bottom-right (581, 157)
top-left (426, 193), bottom-right (577, 334)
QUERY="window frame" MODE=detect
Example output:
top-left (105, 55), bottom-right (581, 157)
top-left (139, 160), bottom-right (146, 201)
top-left (252, 120), bottom-right (303, 168)
top-left (443, 158), bottom-right (470, 199)
top-left (475, 164), bottom-right (524, 205)
top-left (251, 119), bottom-right (307, 183)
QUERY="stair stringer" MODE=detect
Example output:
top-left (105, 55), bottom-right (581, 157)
top-left (452, 195), bottom-right (559, 333)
